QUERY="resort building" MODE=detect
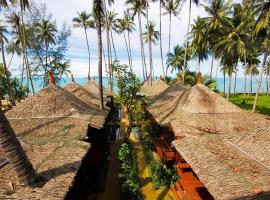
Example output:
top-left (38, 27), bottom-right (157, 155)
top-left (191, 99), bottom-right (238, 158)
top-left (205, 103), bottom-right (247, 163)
top-left (142, 80), bottom-right (270, 200)
top-left (0, 80), bottom-right (110, 199)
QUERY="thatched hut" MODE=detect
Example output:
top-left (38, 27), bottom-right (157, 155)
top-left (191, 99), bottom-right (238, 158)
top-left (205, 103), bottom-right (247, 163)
top-left (144, 83), bottom-right (270, 200)
top-left (0, 84), bottom-right (109, 199)
top-left (83, 80), bottom-right (112, 97)
top-left (140, 79), bottom-right (169, 100)
top-left (64, 81), bottom-right (112, 111)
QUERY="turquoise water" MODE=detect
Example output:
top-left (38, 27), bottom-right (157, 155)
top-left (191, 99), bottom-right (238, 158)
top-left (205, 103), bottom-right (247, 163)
top-left (30, 77), bottom-right (268, 94)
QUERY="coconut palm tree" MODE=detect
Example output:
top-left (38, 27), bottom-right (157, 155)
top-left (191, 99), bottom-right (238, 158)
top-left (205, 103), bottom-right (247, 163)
top-left (115, 17), bottom-right (132, 69)
top-left (163, 0), bottom-right (180, 55)
top-left (143, 21), bottom-right (159, 85)
top-left (107, 10), bottom-right (118, 61)
top-left (166, 45), bottom-right (186, 74)
top-left (0, 23), bottom-right (16, 106)
top-left (251, 0), bottom-right (270, 112)
top-left (190, 17), bottom-right (209, 73)
top-left (245, 64), bottom-right (259, 95)
top-left (123, 11), bottom-right (135, 70)
top-left (14, 0), bottom-right (35, 94)
top-left (152, 0), bottom-right (167, 77)
top-left (264, 60), bottom-right (270, 95)
top-left (182, 0), bottom-right (199, 84)
top-left (36, 20), bottom-right (57, 86)
top-left (73, 11), bottom-right (94, 80)
top-left (0, 109), bottom-right (40, 186)
top-left (126, 0), bottom-right (147, 79)
top-left (92, 0), bottom-right (105, 110)
top-left (202, 0), bottom-right (232, 78)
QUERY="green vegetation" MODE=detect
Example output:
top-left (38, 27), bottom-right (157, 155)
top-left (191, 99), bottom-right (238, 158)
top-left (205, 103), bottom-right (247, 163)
top-left (137, 125), bottom-right (179, 190)
top-left (118, 141), bottom-right (140, 200)
top-left (229, 94), bottom-right (270, 116)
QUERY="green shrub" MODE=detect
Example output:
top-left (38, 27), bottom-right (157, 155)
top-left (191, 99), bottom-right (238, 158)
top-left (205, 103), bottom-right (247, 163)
top-left (118, 141), bottom-right (140, 200)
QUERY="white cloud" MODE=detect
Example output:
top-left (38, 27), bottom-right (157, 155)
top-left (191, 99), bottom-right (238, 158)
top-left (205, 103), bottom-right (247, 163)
top-left (4, 0), bottom-right (247, 78)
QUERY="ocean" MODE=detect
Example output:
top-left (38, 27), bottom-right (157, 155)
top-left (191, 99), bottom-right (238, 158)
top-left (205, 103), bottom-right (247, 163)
top-left (30, 77), bottom-right (269, 94)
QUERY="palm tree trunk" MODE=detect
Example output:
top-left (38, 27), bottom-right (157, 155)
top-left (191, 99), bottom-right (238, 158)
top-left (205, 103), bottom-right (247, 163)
top-left (250, 75), bottom-right (252, 95)
top-left (0, 110), bottom-right (39, 186)
top-left (127, 31), bottom-right (133, 71)
top-left (234, 71), bottom-right (237, 95)
top-left (267, 73), bottom-right (270, 96)
top-left (138, 13), bottom-right (147, 80)
top-left (223, 70), bottom-right (225, 96)
top-left (149, 35), bottom-right (153, 85)
top-left (84, 27), bottom-right (91, 80)
top-left (210, 56), bottom-right (214, 79)
top-left (0, 89), bottom-right (2, 107)
top-left (8, 52), bottom-right (14, 69)
top-left (105, 23), bottom-right (113, 92)
top-left (168, 13), bottom-right (172, 54)
top-left (227, 74), bottom-right (231, 100)
top-left (146, 0), bottom-right (152, 84)
top-left (252, 51), bottom-right (268, 112)
top-left (45, 40), bottom-right (48, 85)
top-left (97, 20), bottom-right (104, 110)
top-left (159, 0), bottom-right (165, 77)
top-left (244, 73), bottom-right (247, 100)
top-left (266, 76), bottom-right (268, 95)
top-left (110, 28), bottom-right (117, 60)
top-left (182, 0), bottom-right (192, 84)
top-left (123, 32), bottom-right (131, 69)
top-left (20, 9), bottom-right (35, 94)
top-left (1, 36), bottom-right (16, 106)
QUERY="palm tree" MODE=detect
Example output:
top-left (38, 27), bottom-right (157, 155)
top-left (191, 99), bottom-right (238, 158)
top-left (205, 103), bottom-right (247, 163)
top-left (245, 64), bottom-right (259, 95)
top-left (264, 60), bottom-right (270, 95)
top-left (143, 21), bottom-right (159, 85)
top-left (115, 18), bottom-right (132, 69)
top-left (107, 10), bottom-right (118, 60)
top-left (202, 0), bottom-right (232, 79)
top-left (126, 0), bottom-right (147, 79)
top-left (0, 23), bottom-right (16, 106)
top-left (0, 109), bottom-right (40, 186)
top-left (152, 0), bottom-right (167, 77)
top-left (167, 45), bottom-right (186, 74)
top-left (73, 11), bottom-right (94, 80)
top-left (15, 0), bottom-right (35, 94)
top-left (123, 11), bottom-right (135, 70)
top-left (182, 0), bottom-right (199, 84)
top-left (163, 0), bottom-right (180, 55)
top-left (92, 0), bottom-right (105, 110)
top-left (190, 17), bottom-right (209, 73)
top-left (251, 0), bottom-right (270, 112)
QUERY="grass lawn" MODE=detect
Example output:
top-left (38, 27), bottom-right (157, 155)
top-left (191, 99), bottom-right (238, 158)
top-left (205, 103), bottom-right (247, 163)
top-left (227, 94), bottom-right (270, 116)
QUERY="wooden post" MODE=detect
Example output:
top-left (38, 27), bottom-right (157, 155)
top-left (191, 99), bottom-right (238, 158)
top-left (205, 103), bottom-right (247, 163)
top-left (48, 72), bottom-right (55, 85)
top-left (197, 72), bottom-right (203, 84)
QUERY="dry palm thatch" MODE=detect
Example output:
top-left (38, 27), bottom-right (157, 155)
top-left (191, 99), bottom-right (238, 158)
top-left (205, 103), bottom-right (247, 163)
top-left (140, 79), bottom-right (169, 99)
top-left (83, 80), bottom-right (112, 96)
top-left (0, 117), bottom-right (90, 199)
top-left (64, 82), bottom-right (103, 108)
top-left (173, 134), bottom-right (270, 200)
top-left (146, 83), bottom-right (270, 200)
top-left (64, 82), bottom-right (112, 111)
top-left (5, 84), bottom-right (109, 129)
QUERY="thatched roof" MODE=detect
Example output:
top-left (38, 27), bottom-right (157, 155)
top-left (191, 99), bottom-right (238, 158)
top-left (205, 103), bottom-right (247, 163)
top-left (140, 79), bottom-right (169, 98)
top-left (6, 84), bottom-right (108, 129)
top-left (0, 117), bottom-right (90, 200)
top-left (173, 134), bottom-right (270, 200)
top-left (146, 83), bottom-right (270, 199)
top-left (83, 80), bottom-right (112, 96)
top-left (64, 82), bottom-right (103, 108)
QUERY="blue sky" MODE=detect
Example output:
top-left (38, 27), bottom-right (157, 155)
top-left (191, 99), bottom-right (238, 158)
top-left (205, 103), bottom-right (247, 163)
top-left (6, 0), bottom-right (247, 78)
